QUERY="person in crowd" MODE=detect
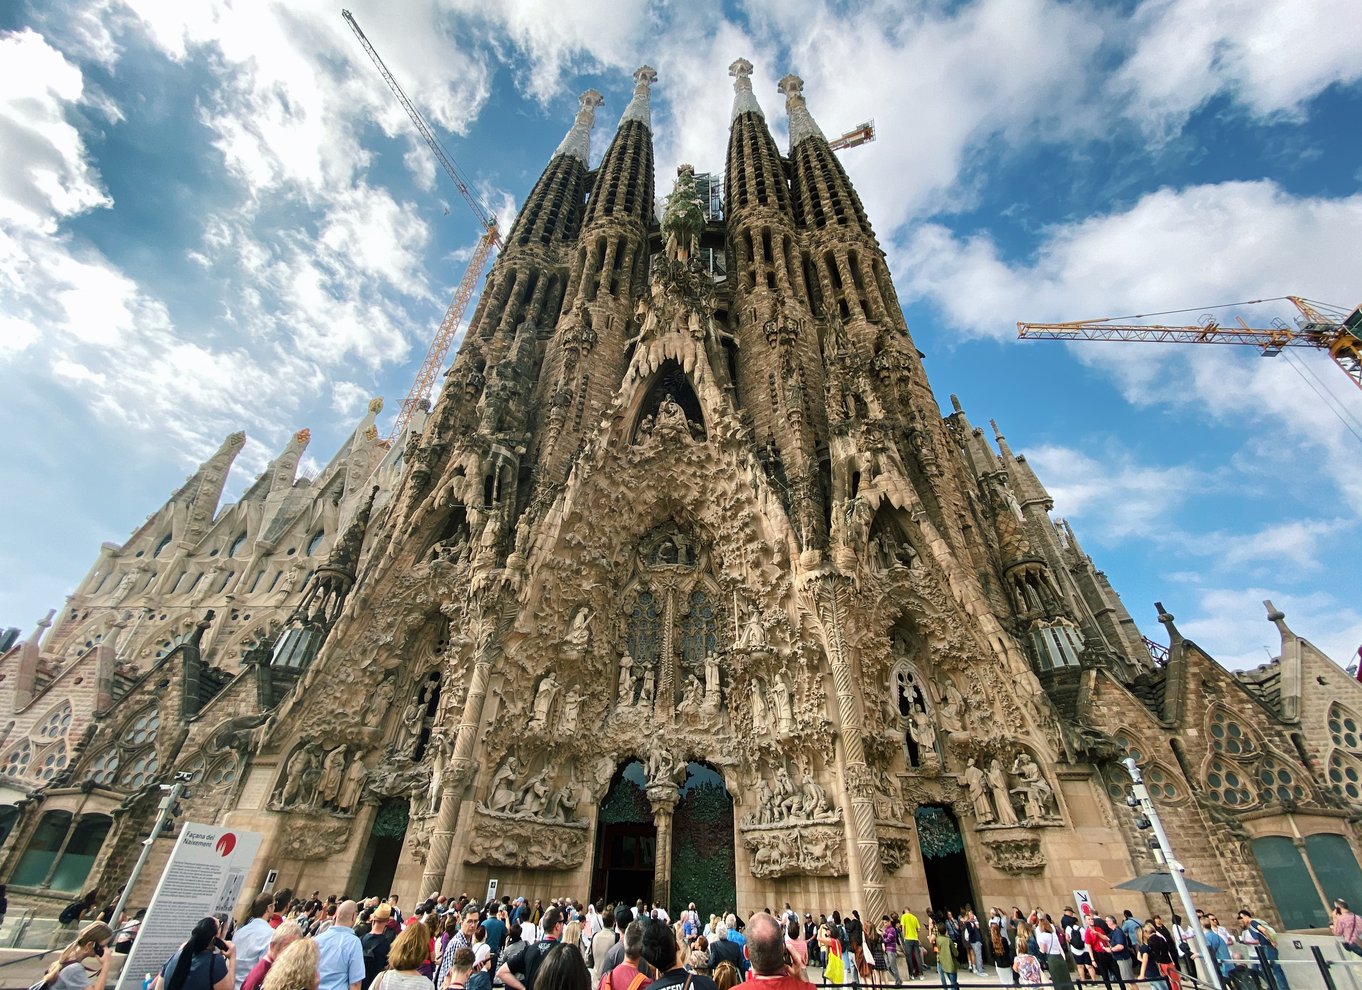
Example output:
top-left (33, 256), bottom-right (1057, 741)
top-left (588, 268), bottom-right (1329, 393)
top-left (498, 905), bottom-right (564, 990)
top-left (929, 929), bottom-right (958, 990)
top-left (1035, 918), bottom-right (1071, 990)
top-left (260, 938), bottom-right (320, 990)
top-left (1085, 917), bottom-right (1122, 990)
top-left (878, 917), bottom-right (899, 984)
top-left (745, 913), bottom-right (815, 990)
top-left (1066, 914), bottom-right (1094, 985)
top-left (362, 906), bottom-right (396, 988)
top-left (244, 922), bottom-right (304, 990)
top-left (804, 917), bottom-right (821, 970)
top-left (598, 908), bottom-right (639, 977)
top-left (598, 919), bottom-right (652, 990)
top-left (639, 917), bottom-right (718, 990)
top-left (899, 908), bottom-right (920, 981)
top-left (531, 942), bottom-right (591, 990)
top-left (787, 917), bottom-right (809, 980)
top-left (436, 907), bottom-right (481, 989)
top-left (1136, 920), bottom-right (1176, 990)
top-left (988, 916), bottom-right (1014, 986)
top-left (590, 907), bottom-right (620, 984)
top-left (706, 922), bottom-right (742, 973)
top-left (1334, 900), bottom-right (1362, 957)
top-left (1237, 909), bottom-right (1288, 990)
top-left (236, 894), bottom-right (278, 990)
top-left (42, 921), bottom-right (114, 990)
top-left (1105, 915), bottom-right (1134, 984)
top-left (1011, 939), bottom-right (1042, 987)
top-left (316, 902), bottom-right (365, 990)
top-left (1199, 917), bottom-right (1234, 984)
top-left (711, 963), bottom-right (739, 990)
top-left (156, 917), bottom-right (234, 990)
top-left (365, 926), bottom-right (433, 990)
top-left (115, 909), bottom-right (146, 956)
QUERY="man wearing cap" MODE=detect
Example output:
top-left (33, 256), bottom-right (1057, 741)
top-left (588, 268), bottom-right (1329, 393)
top-left (361, 905), bottom-right (394, 988)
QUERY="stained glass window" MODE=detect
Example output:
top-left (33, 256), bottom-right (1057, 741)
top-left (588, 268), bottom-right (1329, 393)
top-left (627, 589), bottom-right (662, 664)
top-left (89, 750), bottom-right (120, 786)
top-left (679, 589), bottom-right (717, 665)
top-left (38, 702), bottom-right (73, 739)
top-left (3, 740), bottom-right (33, 778)
top-left (1205, 757), bottom-right (1254, 807)
top-left (123, 709), bottom-right (160, 746)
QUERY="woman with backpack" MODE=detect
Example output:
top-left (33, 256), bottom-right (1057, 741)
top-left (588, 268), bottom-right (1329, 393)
top-left (154, 917), bottom-right (234, 990)
top-left (37, 921), bottom-right (113, 990)
top-left (1067, 917), bottom-right (1096, 984)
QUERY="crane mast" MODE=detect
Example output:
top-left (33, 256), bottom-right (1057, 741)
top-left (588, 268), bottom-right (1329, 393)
top-left (342, 10), bottom-right (502, 440)
top-left (1019, 296), bottom-right (1362, 392)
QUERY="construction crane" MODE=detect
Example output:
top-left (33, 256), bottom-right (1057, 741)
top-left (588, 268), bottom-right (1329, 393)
top-left (1018, 296), bottom-right (1362, 392)
top-left (828, 119), bottom-right (876, 152)
top-left (343, 10), bottom-right (502, 440)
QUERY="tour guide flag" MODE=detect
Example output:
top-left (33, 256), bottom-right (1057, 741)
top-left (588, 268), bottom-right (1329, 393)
top-left (115, 823), bottom-right (263, 990)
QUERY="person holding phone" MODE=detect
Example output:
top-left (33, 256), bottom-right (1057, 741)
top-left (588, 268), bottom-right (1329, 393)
top-left (155, 916), bottom-right (235, 990)
top-left (42, 921), bottom-right (113, 990)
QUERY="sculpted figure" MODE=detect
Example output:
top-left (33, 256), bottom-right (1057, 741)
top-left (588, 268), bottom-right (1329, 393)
top-left (800, 771), bottom-right (830, 818)
top-left (517, 766), bottom-right (551, 816)
top-left (963, 758), bottom-right (993, 824)
top-left (678, 675), bottom-right (703, 716)
top-left (561, 688), bottom-right (583, 733)
top-left (911, 709), bottom-right (940, 766)
top-left (544, 780), bottom-right (577, 824)
top-left (750, 678), bottom-right (770, 732)
top-left (487, 756), bottom-right (520, 813)
top-left (753, 778), bottom-right (774, 825)
top-left (316, 745), bottom-right (347, 807)
top-left (565, 607), bottom-right (593, 652)
top-left (529, 672), bottom-right (560, 729)
top-left (111, 567), bottom-right (143, 605)
top-left (426, 733), bottom-right (450, 809)
top-left (736, 609), bottom-right (766, 649)
top-left (938, 680), bottom-right (966, 734)
top-left (279, 746), bottom-right (318, 808)
top-left (640, 667), bottom-right (655, 708)
top-left (773, 766), bottom-right (799, 819)
top-left (1012, 752), bottom-right (1055, 819)
top-left (338, 753), bottom-right (367, 812)
top-left (703, 652), bottom-right (721, 705)
top-left (364, 678), bottom-right (395, 724)
top-left (987, 758), bottom-right (1020, 826)
top-left (617, 654), bottom-right (636, 703)
top-left (773, 674), bottom-right (794, 735)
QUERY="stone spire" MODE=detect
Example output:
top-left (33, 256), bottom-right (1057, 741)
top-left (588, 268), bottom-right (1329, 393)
top-left (618, 65), bottom-right (657, 130)
top-left (730, 58), bottom-right (763, 120)
top-left (778, 74), bottom-right (826, 150)
top-left (554, 89), bottom-right (605, 163)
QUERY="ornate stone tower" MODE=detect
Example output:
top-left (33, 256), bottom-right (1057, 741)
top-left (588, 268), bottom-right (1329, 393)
top-left (221, 62), bottom-right (1134, 917)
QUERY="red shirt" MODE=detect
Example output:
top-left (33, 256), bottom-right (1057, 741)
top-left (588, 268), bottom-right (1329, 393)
top-left (242, 955), bottom-right (274, 990)
top-left (744, 975), bottom-right (817, 990)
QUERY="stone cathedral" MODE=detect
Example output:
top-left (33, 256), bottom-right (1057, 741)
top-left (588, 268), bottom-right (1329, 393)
top-left (6, 62), bottom-right (1362, 932)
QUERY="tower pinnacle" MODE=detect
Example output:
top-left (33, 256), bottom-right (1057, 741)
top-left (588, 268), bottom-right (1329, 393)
top-left (554, 89), bottom-right (604, 163)
top-left (618, 65), bottom-right (657, 130)
top-left (778, 73), bottom-right (826, 150)
top-left (730, 58), bottom-right (763, 120)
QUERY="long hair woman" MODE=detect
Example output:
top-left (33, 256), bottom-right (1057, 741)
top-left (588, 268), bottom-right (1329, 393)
top-left (155, 917), bottom-right (233, 990)
top-left (529, 942), bottom-right (589, 990)
top-left (42, 921), bottom-right (113, 990)
top-left (366, 923), bottom-right (431, 990)
top-left (261, 938), bottom-right (320, 990)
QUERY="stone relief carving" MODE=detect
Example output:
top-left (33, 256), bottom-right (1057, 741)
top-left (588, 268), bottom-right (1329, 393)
top-left (879, 835), bottom-right (915, 873)
top-left (742, 766), bottom-right (840, 827)
top-left (465, 814), bottom-right (591, 871)
top-left (477, 755), bottom-right (589, 826)
top-left (980, 834), bottom-right (1046, 874)
top-left (745, 823), bottom-right (847, 878)
top-left (279, 817), bottom-right (352, 861)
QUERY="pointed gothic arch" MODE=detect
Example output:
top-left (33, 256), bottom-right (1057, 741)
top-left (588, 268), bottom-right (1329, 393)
top-left (629, 360), bottom-right (706, 442)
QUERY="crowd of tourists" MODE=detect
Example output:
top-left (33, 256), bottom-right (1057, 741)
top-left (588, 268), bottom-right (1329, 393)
top-left (33, 888), bottom-right (1308, 990)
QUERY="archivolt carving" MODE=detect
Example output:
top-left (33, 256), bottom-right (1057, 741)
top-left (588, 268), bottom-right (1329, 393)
top-left (279, 817), bottom-right (352, 861)
top-left (980, 833), bottom-right (1046, 875)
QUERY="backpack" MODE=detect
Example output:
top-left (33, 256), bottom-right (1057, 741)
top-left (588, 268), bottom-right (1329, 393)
top-left (1069, 927), bottom-right (1085, 951)
top-left (59, 902), bottom-right (84, 925)
top-left (1250, 920), bottom-right (1278, 948)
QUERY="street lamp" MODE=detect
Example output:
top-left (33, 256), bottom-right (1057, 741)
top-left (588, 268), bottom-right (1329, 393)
top-left (1123, 757), bottom-right (1223, 990)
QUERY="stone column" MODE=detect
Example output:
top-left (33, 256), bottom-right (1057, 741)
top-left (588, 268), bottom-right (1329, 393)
top-left (804, 572), bottom-right (888, 921)
top-left (649, 787), bottom-right (678, 912)
top-left (422, 601), bottom-right (503, 894)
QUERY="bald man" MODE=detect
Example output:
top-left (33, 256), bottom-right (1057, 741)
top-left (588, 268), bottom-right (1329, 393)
top-left (745, 912), bottom-right (815, 990)
top-left (316, 900), bottom-right (365, 990)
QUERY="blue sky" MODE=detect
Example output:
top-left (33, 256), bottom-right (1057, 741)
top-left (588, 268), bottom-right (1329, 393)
top-left (2, 0), bottom-right (1360, 670)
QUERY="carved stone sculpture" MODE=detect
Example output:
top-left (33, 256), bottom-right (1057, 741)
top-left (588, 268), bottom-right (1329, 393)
top-left (618, 654), bottom-right (636, 702)
top-left (529, 672), bottom-right (559, 730)
top-left (987, 758), bottom-right (1020, 826)
top-left (1011, 752), bottom-right (1057, 820)
top-left (963, 758), bottom-right (993, 824)
top-left (486, 756), bottom-right (520, 813)
top-left (338, 753), bottom-right (367, 812)
top-left (745, 823), bottom-right (847, 878)
top-left (315, 745), bottom-right (347, 808)
top-left (773, 673), bottom-right (794, 735)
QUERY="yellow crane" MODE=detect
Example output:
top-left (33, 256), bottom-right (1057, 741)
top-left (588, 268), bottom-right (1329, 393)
top-left (1018, 296), bottom-right (1362, 391)
top-left (343, 10), bottom-right (502, 440)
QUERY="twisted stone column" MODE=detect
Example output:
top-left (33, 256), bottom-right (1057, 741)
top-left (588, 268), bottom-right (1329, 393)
top-left (649, 787), bottom-right (679, 912)
top-left (806, 573), bottom-right (887, 921)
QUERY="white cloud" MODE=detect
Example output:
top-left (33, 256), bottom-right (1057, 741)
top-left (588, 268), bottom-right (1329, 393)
top-left (0, 30), bottom-right (111, 233)
top-left (1114, 0), bottom-right (1362, 134)
top-left (1173, 585), bottom-right (1362, 671)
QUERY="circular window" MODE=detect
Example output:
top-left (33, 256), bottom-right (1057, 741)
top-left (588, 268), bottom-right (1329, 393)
top-left (123, 709), bottom-right (160, 747)
top-left (1329, 706), bottom-right (1361, 750)
top-left (1145, 765), bottom-right (1181, 801)
top-left (38, 703), bottom-right (73, 739)
top-left (209, 760), bottom-right (238, 787)
top-left (1205, 758), bottom-right (1253, 807)
top-left (3, 742), bottom-right (33, 778)
top-left (120, 751), bottom-right (160, 789)
top-left (89, 749), bottom-right (120, 786)
top-left (181, 755), bottom-right (206, 784)
top-left (38, 745), bottom-right (68, 781)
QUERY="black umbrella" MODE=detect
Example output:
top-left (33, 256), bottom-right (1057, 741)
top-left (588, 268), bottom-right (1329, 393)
top-left (1115, 871), bottom-right (1221, 913)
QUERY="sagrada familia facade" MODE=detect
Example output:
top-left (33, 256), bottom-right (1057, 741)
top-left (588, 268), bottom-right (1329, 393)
top-left (4, 61), bottom-right (1362, 931)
